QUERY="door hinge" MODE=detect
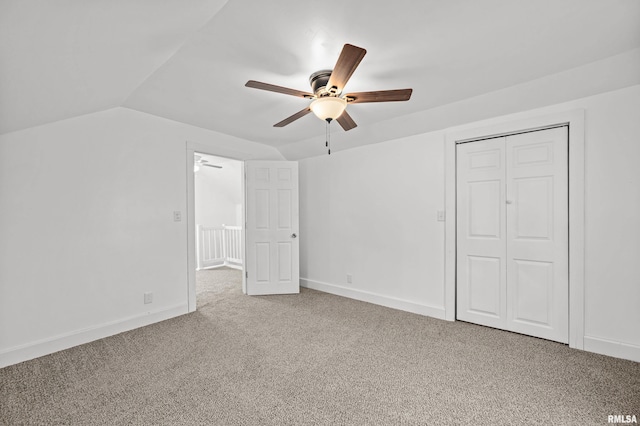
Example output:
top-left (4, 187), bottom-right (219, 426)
top-left (245, 271), bottom-right (248, 278)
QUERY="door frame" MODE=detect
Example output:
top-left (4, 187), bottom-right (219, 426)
top-left (444, 109), bottom-right (585, 350)
top-left (186, 141), bottom-right (246, 312)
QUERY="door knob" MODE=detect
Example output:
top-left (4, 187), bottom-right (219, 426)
top-left (291, 233), bottom-right (297, 238)
top-left (506, 200), bottom-right (513, 204)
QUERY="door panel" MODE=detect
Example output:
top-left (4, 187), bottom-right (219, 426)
top-left (278, 189), bottom-right (292, 228)
top-left (468, 180), bottom-right (502, 238)
top-left (512, 259), bottom-right (553, 326)
top-left (457, 127), bottom-right (568, 343)
top-left (255, 243), bottom-right (270, 282)
top-left (246, 161), bottom-right (299, 295)
top-left (278, 242), bottom-right (292, 281)
top-left (467, 255), bottom-right (502, 318)
top-left (506, 127), bottom-right (568, 342)
top-left (255, 189), bottom-right (270, 229)
top-left (513, 176), bottom-right (553, 240)
top-left (456, 138), bottom-right (507, 329)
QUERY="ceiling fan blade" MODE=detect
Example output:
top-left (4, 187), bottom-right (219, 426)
top-left (326, 44), bottom-right (367, 94)
top-left (336, 110), bottom-right (357, 131)
top-left (274, 107), bottom-right (312, 127)
top-left (345, 89), bottom-right (413, 104)
top-left (245, 80), bottom-right (313, 98)
top-left (202, 164), bottom-right (222, 169)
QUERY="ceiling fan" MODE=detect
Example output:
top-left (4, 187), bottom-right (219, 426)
top-left (245, 43), bottom-right (412, 153)
top-left (194, 155), bottom-right (222, 172)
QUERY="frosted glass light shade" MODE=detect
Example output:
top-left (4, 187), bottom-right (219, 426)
top-left (310, 96), bottom-right (347, 121)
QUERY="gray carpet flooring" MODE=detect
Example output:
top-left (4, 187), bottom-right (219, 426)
top-left (1, 269), bottom-right (638, 425)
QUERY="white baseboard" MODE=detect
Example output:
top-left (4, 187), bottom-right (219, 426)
top-left (0, 304), bottom-right (188, 368)
top-left (199, 265), bottom-right (223, 270)
top-left (301, 278), bottom-right (446, 320)
top-left (198, 263), bottom-right (243, 271)
top-left (224, 263), bottom-right (243, 270)
top-left (583, 335), bottom-right (640, 363)
top-left (198, 260), bottom-right (224, 270)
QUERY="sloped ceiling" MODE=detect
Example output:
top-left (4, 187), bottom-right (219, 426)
top-left (0, 0), bottom-right (229, 134)
top-left (1, 0), bottom-right (639, 158)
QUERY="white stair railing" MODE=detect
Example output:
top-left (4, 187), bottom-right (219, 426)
top-left (196, 225), bottom-right (243, 270)
top-left (223, 226), bottom-right (243, 267)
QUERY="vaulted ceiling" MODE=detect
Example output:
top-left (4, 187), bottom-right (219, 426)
top-left (1, 0), bottom-right (639, 158)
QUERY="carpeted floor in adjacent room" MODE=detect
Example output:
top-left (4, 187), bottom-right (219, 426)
top-left (1, 268), bottom-right (638, 425)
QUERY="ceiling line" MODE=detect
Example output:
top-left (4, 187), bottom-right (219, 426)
top-left (121, 1), bottom-right (231, 107)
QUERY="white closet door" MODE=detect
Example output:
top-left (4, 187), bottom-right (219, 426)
top-left (506, 127), bottom-right (568, 343)
top-left (456, 137), bottom-right (508, 330)
top-left (245, 161), bottom-right (299, 295)
top-left (456, 127), bottom-right (569, 344)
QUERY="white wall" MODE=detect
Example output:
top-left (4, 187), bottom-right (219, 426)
top-left (195, 157), bottom-right (242, 228)
top-left (0, 107), bottom-right (282, 367)
top-left (300, 133), bottom-right (446, 318)
top-left (299, 84), bottom-right (640, 362)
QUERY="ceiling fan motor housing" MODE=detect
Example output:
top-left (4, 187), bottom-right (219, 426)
top-left (309, 70), bottom-right (334, 96)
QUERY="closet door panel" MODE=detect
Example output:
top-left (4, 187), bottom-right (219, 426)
top-left (456, 138), bottom-right (507, 329)
top-left (506, 127), bottom-right (569, 343)
top-left (456, 127), bottom-right (569, 344)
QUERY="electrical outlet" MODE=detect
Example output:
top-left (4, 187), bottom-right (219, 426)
top-left (346, 274), bottom-right (352, 284)
top-left (144, 292), bottom-right (153, 304)
top-left (437, 210), bottom-right (446, 222)
top-left (173, 211), bottom-right (182, 222)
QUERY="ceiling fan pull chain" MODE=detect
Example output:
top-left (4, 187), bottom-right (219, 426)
top-left (326, 119), bottom-right (331, 155)
top-left (325, 120), bottom-right (328, 147)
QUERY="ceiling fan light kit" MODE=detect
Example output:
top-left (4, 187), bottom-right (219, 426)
top-left (245, 43), bottom-right (412, 154)
top-left (309, 96), bottom-right (347, 121)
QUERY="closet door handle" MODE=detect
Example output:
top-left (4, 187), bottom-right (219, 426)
top-left (506, 200), bottom-right (513, 205)
top-left (291, 233), bottom-right (297, 239)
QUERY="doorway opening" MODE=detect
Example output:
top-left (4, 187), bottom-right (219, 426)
top-left (193, 152), bottom-right (244, 298)
top-left (190, 151), bottom-right (245, 309)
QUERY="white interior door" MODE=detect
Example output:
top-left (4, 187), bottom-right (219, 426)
top-left (245, 161), bottom-right (299, 295)
top-left (456, 127), bottom-right (569, 343)
top-left (505, 128), bottom-right (568, 342)
top-left (456, 137), bottom-right (508, 330)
